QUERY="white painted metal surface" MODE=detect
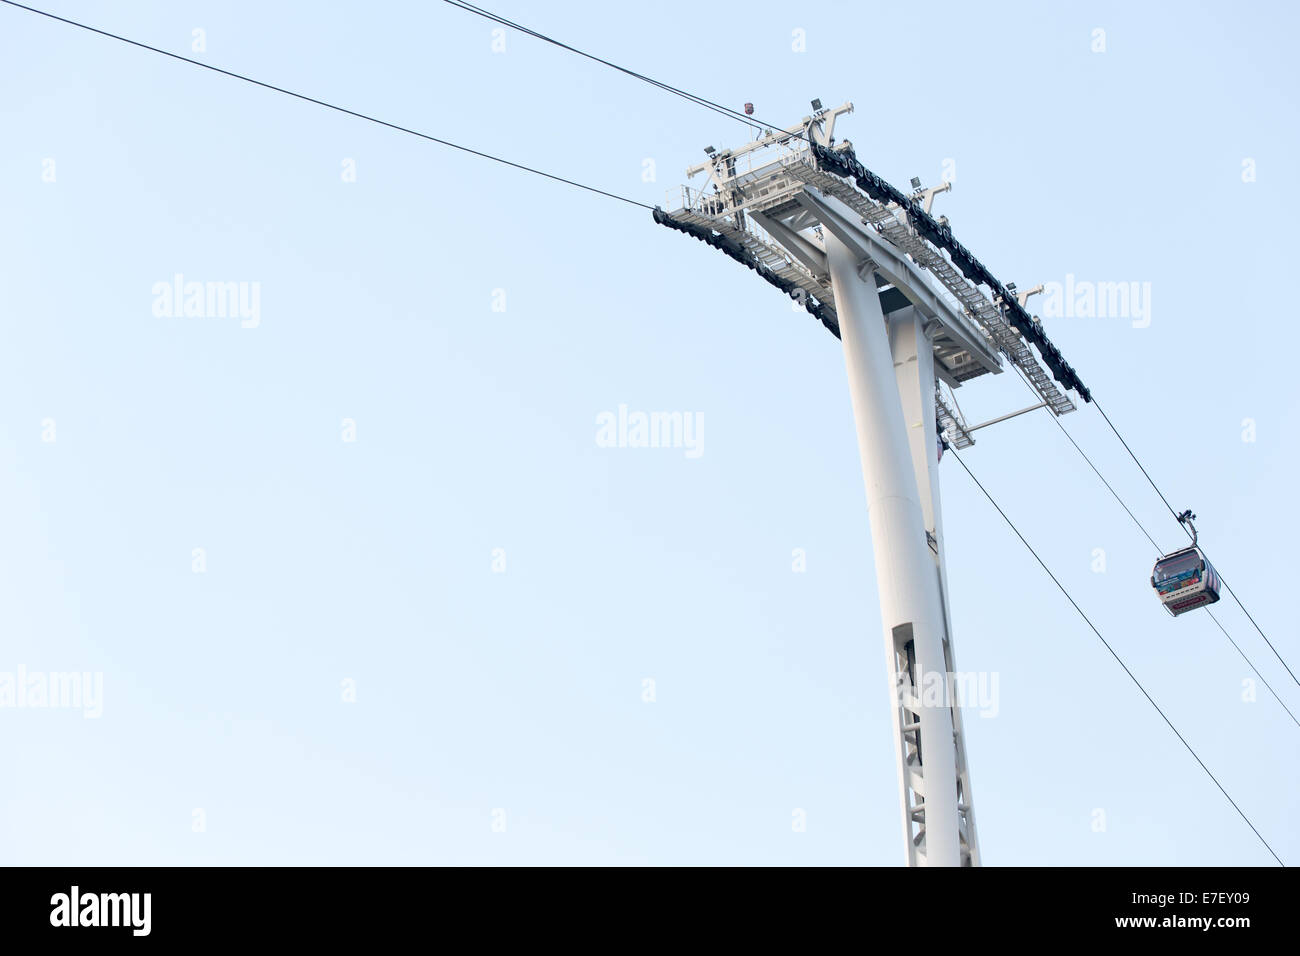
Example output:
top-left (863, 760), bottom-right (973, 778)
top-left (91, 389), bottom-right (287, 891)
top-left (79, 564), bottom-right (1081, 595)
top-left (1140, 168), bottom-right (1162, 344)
top-left (889, 305), bottom-right (980, 865)
top-left (827, 237), bottom-right (963, 866)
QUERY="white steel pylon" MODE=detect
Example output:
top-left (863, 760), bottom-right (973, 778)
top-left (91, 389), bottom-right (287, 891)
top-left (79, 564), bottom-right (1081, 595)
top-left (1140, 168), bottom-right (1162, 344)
top-left (828, 237), bottom-right (977, 866)
top-left (656, 101), bottom-right (1084, 865)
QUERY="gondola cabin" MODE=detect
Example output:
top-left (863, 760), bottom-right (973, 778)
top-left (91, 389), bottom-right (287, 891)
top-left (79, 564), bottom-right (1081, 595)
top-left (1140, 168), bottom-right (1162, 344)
top-left (1151, 547), bottom-right (1221, 617)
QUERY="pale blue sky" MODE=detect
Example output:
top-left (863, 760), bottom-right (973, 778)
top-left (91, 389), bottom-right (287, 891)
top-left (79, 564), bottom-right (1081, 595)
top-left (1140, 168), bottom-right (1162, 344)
top-left (0, 0), bottom-right (1296, 865)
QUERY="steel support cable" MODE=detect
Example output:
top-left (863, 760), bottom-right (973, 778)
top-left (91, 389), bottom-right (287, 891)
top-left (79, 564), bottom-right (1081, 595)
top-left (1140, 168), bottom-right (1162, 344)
top-left (949, 449), bottom-right (1285, 867)
top-left (440, 0), bottom-right (815, 145)
top-left (0, 4), bottom-right (831, 349)
top-left (1092, 397), bottom-right (1299, 689)
top-left (0, 0), bottom-right (654, 212)
top-left (1002, 368), bottom-right (1299, 730)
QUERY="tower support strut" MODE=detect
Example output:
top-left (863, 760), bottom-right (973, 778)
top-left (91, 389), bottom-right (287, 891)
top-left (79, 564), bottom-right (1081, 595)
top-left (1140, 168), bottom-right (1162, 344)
top-left (827, 234), bottom-right (971, 866)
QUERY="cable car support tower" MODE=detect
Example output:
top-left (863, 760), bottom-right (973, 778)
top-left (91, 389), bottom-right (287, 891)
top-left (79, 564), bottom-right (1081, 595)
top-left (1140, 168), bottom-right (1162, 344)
top-left (653, 101), bottom-right (1092, 866)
